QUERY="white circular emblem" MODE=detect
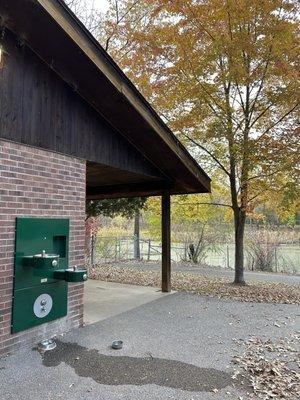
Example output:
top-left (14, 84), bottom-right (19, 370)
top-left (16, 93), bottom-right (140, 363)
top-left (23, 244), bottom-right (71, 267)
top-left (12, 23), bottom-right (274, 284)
top-left (33, 294), bottom-right (53, 318)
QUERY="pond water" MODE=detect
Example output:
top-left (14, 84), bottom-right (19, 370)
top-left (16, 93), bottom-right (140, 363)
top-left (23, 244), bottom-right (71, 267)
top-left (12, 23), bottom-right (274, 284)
top-left (95, 237), bottom-right (300, 274)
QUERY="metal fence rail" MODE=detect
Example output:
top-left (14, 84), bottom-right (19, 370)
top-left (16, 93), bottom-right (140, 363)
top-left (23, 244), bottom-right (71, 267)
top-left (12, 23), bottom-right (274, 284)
top-left (90, 235), bottom-right (300, 274)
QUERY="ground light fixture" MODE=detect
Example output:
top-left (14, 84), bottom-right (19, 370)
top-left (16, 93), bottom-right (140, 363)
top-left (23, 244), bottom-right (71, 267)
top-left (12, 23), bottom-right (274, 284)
top-left (111, 340), bottom-right (123, 350)
top-left (37, 338), bottom-right (57, 352)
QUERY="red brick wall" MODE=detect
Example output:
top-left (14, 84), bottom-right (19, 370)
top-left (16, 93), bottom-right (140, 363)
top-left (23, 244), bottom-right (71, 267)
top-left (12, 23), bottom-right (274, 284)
top-left (0, 139), bottom-right (86, 357)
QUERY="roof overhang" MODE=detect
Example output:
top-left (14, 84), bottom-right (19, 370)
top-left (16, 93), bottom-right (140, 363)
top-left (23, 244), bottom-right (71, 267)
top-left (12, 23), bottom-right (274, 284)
top-left (0, 0), bottom-right (211, 197)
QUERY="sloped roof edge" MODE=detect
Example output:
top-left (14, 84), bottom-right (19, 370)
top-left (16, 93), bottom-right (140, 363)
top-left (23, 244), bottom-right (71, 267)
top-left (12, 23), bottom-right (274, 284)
top-left (39, 0), bottom-right (211, 192)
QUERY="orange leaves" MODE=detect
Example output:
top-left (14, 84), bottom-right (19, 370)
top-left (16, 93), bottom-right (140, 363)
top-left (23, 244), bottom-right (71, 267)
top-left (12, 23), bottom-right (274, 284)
top-left (94, 0), bottom-right (300, 214)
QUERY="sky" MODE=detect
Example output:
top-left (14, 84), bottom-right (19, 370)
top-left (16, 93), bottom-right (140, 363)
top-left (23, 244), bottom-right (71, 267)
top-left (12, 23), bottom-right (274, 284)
top-left (86, 0), bottom-right (109, 12)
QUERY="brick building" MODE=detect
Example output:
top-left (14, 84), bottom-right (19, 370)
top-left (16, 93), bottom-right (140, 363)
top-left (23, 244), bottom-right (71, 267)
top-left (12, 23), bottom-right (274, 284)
top-left (0, 0), bottom-right (210, 357)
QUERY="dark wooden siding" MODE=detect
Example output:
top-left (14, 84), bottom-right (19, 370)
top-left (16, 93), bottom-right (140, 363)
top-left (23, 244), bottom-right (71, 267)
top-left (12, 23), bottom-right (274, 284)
top-left (0, 29), bottom-right (163, 179)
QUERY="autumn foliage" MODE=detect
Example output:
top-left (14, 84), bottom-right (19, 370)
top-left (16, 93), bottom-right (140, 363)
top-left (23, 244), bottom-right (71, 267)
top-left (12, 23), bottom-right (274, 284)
top-left (99, 0), bottom-right (299, 283)
top-left (67, 0), bottom-right (300, 283)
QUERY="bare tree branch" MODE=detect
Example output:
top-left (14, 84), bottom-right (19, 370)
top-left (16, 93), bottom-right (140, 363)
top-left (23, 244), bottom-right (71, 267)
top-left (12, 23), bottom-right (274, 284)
top-left (256, 103), bottom-right (299, 141)
top-left (173, 202), bottom-right (232, 208)
top-left (247, 165), bottom-right (286, 182)
top-left (105, 0), bottom-right (142, 51)
top-left (248, 48), bottom-right (273, 121)
top-left (247, 189), bottom-right (268, 204)
top-left (182, 133), bottom-right (231, 177)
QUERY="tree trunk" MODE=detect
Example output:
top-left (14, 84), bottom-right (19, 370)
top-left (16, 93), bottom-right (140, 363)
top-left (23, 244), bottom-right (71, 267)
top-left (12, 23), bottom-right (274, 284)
top-left (233, 208), bottom-right (246, 284)
top-left (133, 210), bottom-right (140, 260)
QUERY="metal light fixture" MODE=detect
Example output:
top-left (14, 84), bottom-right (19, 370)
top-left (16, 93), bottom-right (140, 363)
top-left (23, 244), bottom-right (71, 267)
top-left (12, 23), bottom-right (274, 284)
top-left (37, 338), bottom-right (57, 352)
top-left (0, 26), bottom-right (5, 68)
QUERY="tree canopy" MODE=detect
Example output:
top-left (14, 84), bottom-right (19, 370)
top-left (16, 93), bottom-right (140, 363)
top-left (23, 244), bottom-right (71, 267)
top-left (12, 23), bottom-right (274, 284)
top-left (67, 0), bottom-right (299, 283)
top-left (86, 197), bottom-right (147, 219)
top-left (99, 0), bottom-right (299, 283)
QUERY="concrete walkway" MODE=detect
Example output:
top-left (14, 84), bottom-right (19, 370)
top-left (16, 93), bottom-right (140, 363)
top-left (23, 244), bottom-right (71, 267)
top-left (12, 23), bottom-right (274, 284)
top-left (84, 280), bottom-right (171, 325)
top-left (0, 283), bottom-right (299, 399)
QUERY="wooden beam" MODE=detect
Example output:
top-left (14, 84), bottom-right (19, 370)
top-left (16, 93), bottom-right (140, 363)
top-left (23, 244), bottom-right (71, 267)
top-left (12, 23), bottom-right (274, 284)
top-left (37, 0), bottom-right (211, 192)
top-left (86, 181), bottom-right (172, 200)
top-left (161, 192), bottom-right (171, 292)
top-left (0, 0), bottom-right (211, 194)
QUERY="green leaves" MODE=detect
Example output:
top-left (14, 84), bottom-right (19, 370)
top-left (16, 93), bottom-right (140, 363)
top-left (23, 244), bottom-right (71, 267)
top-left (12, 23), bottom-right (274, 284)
top-left (86, 197), bottom-right (147, 219)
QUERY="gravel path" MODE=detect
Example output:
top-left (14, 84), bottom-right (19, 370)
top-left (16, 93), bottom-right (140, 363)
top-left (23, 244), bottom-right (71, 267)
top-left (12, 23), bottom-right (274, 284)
top-left (1, 291), bottom-right (299, 399)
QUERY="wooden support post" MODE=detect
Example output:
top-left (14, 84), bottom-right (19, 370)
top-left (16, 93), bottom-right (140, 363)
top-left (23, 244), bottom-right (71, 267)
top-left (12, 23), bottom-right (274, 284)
top-left (161, 192), bottom-right (171, 292)
top-left (133, 210), bottom-right (140, 260)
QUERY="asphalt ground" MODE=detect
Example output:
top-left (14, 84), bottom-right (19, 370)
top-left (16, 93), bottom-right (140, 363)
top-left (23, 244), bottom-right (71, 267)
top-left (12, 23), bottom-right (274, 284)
top-left (1, 290), bottom-right (299, 400)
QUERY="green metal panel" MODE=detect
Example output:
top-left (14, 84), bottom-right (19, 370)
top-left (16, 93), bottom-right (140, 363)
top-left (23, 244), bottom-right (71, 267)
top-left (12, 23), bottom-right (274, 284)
top-left (11, 281), bottom-right (67, 333)
top-left (14, 218), bottom-right (69, 290)
top-left (12, 217), bottom-right (70, 333)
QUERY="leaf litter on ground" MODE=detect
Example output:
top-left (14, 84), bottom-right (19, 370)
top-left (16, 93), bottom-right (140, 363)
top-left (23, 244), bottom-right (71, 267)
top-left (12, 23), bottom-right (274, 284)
top-left (231, 333), bottom-right (300, 399)
top-left (90, 265), bottom-right (300, 305)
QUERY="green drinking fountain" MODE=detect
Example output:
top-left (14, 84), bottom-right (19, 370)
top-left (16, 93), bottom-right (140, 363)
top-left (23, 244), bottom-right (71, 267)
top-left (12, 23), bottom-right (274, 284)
top-left (11, 217), bottom-right (87, 333)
